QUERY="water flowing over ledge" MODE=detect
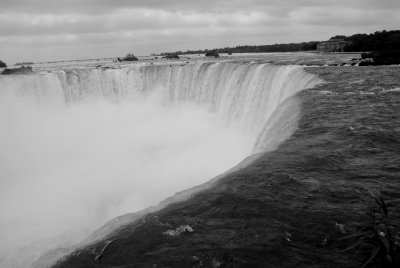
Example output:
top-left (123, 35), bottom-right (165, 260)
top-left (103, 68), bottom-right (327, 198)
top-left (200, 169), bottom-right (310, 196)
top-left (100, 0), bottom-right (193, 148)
top-left (0, 61), bottom-right (324, 267)
top-left (0, 61), bottom-right (323, 152)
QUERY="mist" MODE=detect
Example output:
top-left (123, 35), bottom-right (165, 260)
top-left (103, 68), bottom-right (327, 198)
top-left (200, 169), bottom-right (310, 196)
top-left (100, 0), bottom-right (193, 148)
top-left (0, 92), bottom-right (254, 261)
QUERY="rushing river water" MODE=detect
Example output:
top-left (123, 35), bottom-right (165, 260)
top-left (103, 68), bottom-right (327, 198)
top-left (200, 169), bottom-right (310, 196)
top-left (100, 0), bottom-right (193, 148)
top-left (0, 53), bottom-right (399, 267)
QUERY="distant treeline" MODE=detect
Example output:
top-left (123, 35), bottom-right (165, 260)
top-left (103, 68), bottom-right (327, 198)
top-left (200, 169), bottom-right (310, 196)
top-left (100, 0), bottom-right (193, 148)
top-left (343, 30), bottom-right (400, 65)
top-left (0, 60), bottom-right (6, 68)
top-left (15, 62), bottom-right (34, 66)
top-left (159, 30), bottom-right (400, 57)
top-left (159, 41), bottom-right (319, 56)
top-left (342, 30), bottom-right (400, 52)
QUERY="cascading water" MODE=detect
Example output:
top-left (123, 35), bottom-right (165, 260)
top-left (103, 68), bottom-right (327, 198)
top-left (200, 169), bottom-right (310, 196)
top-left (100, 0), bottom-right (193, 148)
top-left (0, 61), bottom-right (322, 267)
top-left (1, 62), bottom-right (321, 148)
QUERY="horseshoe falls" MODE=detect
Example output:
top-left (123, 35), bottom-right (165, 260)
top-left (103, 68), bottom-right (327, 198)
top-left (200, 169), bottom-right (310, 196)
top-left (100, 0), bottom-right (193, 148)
top-left (0, 61), bottom-right (322, 267)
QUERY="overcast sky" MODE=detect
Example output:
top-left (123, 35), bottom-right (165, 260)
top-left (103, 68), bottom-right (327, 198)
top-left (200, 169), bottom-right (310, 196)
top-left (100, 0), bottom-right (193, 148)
top-left (0, 0), bottom-right (399, 64)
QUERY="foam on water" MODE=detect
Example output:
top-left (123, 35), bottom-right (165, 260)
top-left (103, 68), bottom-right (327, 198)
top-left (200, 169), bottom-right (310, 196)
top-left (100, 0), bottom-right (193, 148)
top-left (0, 61), bottom-right (322, 267)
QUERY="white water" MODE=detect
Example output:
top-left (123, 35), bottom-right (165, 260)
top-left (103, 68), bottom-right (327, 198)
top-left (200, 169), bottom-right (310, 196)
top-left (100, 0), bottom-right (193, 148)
top-left (0, 61), bottom-right (321, 267)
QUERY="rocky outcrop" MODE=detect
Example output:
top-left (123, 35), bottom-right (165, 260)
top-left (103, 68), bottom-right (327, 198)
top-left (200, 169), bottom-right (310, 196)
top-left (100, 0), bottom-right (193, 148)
top-left (359, 50), bottom-right (400, 66)
top-left (1, 66), bottom-right (33, 75)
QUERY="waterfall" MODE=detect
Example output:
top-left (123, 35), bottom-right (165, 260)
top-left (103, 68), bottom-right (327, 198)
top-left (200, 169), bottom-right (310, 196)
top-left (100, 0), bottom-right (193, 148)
top-left (0, 61), bottom-right (323, 268)
top-left (0, 61), bottom-right (322, 151)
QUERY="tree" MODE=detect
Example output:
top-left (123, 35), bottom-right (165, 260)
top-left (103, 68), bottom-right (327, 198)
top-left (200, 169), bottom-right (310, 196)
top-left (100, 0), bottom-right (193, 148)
top-left (0, 60), bottom-right (6, 68)
top-left (122, 53), bottom-right (138, 61)
top-left (330, 35), bottom-right (346, 40)
top-left (205, 50), bottom-right (220, 57)
top-left (163, 54), bottom-right (180, 59)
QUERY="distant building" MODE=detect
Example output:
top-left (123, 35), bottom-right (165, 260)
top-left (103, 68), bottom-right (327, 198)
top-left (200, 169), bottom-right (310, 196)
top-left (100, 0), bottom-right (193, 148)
top-left (317, 39), bottom-right (351, 52)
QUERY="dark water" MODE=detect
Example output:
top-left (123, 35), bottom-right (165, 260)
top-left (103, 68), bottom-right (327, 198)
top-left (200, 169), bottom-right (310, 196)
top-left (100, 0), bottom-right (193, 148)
top-left (304, 65), bottom-right (400, 191)
top-left (49, 64), bottom-right (400, 267)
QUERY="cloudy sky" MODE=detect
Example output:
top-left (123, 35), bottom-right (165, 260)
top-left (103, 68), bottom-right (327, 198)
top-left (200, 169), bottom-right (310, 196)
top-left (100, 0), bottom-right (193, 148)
top-left (0, 0), bottom-right (399, 64)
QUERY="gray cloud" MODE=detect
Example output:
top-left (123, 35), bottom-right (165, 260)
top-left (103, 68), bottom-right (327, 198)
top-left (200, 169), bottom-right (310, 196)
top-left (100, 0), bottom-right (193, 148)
top-left (0, 0), bottom-right (399, 63)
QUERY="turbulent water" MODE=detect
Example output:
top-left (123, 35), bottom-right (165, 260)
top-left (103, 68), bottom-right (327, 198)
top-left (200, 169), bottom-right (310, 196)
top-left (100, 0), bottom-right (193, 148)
top-left (0, 60), bottom-right (322, 267)
top-left (1, 62), bottom-right (320, 138)
top-left (52, 62), bottom-right (400, 267)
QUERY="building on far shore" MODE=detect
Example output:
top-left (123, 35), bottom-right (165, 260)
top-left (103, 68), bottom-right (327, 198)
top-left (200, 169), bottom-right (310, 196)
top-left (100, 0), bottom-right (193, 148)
top-left (317, 38), bottom-right (351, 52)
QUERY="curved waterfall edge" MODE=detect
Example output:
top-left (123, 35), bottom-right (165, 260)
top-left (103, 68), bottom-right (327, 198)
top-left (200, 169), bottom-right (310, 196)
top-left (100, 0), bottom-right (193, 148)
top-left (0, 62), bottom-right (325, 267)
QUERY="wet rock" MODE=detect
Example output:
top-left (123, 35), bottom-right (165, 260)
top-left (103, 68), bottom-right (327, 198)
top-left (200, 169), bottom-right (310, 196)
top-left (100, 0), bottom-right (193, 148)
top-left (1, 66), bottom-right (33, 75)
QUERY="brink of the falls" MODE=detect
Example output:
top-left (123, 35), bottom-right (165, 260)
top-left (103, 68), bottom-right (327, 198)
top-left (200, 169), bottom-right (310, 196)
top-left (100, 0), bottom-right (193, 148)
top-left (0, 61), bottom-right (322, 268)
